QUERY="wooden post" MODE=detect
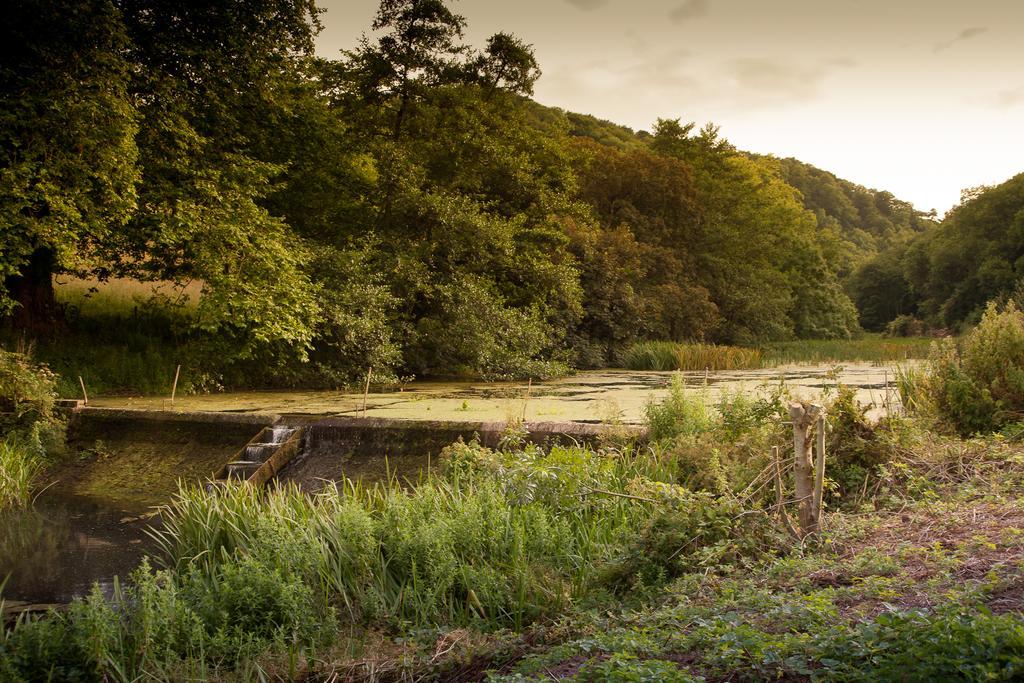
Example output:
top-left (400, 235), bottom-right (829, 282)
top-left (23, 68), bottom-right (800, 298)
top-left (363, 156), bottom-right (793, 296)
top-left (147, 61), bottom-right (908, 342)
top-left (789, 401), bottom-right (821, 536)
top-left (362, 367), bottom-right (372, 417)
top-left (78, 376), bottom-right (89, 405)
top-left (812, 414), bottom-right (826, 528)
top-left (522, 377), bottom-right (532, 421)
top-left (171, 364), bottom-right (181, 403)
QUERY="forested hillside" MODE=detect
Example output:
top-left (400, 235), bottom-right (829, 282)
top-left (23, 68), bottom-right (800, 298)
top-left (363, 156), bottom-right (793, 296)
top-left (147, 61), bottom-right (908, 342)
top-left (850, 174), bottom-right (1024, 331)
top-left (0, 0), bottom-right (961, 388)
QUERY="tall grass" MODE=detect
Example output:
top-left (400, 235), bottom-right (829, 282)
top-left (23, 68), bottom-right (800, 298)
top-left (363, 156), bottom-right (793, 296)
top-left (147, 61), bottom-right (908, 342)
top-left (150, 449), bottom-right (661, 632)
top-left (621, 341), bottom-right (763, 371)
top-left (621, 335), bottom-right (934, 371)
top-left (0, 441), bottom-right (42, 509)
top-left (762, 335), bottom-right (934, 366)
top-left (54, 276), bottom-right (201, 317)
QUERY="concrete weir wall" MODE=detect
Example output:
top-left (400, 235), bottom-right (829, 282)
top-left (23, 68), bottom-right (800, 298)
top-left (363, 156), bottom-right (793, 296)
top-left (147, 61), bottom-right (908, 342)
top-left (280, 416), bottom-right (641, 489)
top-left (62, 408), bottom-right (643, 493)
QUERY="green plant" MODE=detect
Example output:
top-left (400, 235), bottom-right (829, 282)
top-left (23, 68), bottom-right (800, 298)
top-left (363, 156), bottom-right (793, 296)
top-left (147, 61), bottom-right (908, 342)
top-left (645, 375), bottom-right (712, 443)
top-left (816, 608), bottom-right (1024, 682)
top-left (0, 441), bottom-right (43, 509)
top-left (910, 302), bottom-right (1024, 435)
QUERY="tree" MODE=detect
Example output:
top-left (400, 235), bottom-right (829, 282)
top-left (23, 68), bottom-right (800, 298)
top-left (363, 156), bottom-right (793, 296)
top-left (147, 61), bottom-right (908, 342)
top-left (0, 0), bottom-right (139, 329)
top-left (114, 0), bottom-right (324, 360)
top-left (345, 0), bottom-right (467, 140)
top-left (471, 32), bottom-right (542, 99)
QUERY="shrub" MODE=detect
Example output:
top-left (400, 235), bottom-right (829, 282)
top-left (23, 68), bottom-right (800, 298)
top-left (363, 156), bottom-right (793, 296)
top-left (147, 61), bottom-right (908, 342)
top-left (884, 314), bottom-right (926, 338)
top-left (0, 349), bottom-right (63, 456)
top-left (600, 490), bottom-right (785, 592)
top-left (645, 375), bottom-right (712, 443)
top-left (911, 302), bottom-right (1024, 434)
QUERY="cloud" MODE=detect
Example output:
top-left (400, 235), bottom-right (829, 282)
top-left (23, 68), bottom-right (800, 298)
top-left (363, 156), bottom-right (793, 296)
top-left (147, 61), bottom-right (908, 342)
top-left (993, 85), bottom-right (1024, 109)
top-left (723, 58), bottom-right (827, 102)
top-left (933, 26), bottom-right (988, 53)
top-left (669, 0), bottom-right (710, 23)
top-left (563, 0), bottom-right (609, 10)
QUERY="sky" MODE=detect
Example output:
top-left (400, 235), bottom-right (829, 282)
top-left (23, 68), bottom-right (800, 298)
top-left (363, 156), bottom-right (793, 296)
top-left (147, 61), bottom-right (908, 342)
top-left (314, 0), bottom-right (1024, 215)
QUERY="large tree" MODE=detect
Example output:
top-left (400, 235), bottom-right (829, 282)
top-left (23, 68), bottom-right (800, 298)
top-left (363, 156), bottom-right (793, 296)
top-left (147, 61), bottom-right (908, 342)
top-left (0, 0), bottom-right (139, 329)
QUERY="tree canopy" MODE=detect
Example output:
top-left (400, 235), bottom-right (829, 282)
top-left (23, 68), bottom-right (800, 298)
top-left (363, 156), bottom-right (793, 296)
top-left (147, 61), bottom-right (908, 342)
top-left (2, 0), bottom-right (964, 386)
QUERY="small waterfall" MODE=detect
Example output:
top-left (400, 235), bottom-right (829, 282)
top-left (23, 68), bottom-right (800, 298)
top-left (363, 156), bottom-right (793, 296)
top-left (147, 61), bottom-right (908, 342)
top-left (270, 426), bottom-right (294, 444)
top-left (244, 443), bottom-right (278, 463)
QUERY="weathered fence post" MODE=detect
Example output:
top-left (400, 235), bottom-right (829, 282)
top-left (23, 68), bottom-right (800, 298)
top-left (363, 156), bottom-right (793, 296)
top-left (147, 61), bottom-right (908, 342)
top-left (789, 401), bottom-right (823, 536)
top-left (362, 366), bottom-right (373, 417)
top-left (171, 364), bottom-right (181, 403)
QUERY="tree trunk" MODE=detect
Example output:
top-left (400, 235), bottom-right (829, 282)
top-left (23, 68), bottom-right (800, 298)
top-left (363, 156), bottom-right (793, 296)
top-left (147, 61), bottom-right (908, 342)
top-left (3, 247), bottom-right (59, 334)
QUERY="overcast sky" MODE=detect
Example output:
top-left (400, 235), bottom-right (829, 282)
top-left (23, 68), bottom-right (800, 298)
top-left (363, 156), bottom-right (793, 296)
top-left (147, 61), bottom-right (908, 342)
top-left (315, 0), bottom-right (1023, 215)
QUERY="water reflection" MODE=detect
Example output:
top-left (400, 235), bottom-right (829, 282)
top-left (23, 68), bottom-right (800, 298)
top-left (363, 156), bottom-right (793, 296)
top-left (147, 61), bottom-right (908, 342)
top-left (0, 493), bottom-right (155, 605)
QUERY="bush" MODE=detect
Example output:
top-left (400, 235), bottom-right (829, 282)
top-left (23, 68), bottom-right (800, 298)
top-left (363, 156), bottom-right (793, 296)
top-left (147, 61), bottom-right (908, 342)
top-left (645, 375), bottom-right (712, 443)
top-left (911, 302), bottom-right (1024, 434)
top-left (600, 491), bottom-right (785, 592)
top-left (0, 349), bottom-right (63, 455)
top-left (884, 314), bottom-right (926, 338)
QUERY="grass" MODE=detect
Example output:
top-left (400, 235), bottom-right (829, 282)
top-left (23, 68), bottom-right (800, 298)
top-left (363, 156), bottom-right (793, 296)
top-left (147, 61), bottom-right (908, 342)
top-left (761, 334), bottom-right (935, 365)
top-left (54, 276), bottom-right (201, 317)
top-left (621, 335), bottom-right (934, 372)
top-left (5, 335), bottom-right (1024, 681)
top-left (621, 341), bottom-right (763, 371)
top-left (0, 441), bottom-right (41, 510)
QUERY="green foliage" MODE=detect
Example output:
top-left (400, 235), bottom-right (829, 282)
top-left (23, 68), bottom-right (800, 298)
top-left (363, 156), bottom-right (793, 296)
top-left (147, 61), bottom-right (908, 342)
top-left (816, 608), bottom-right (1024, 682)
top-left (600, 493), bottom-right (783, 592)
top-left (0, 441), bottom-right (43, 510)
top-left (573, 653), bottom-right (700, 682)
top-left (0, 350), bottom-right (63, 508)
top-left (0, 0), bottom-right (139, 315)
top-left (645, 375), bottom-right (712, 443)
top-left (911, 302), bottom-right (1024, 434)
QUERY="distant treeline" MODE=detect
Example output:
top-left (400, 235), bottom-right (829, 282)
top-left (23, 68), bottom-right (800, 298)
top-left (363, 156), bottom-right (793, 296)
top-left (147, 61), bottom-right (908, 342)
top-left (4, 0), bottom-right (982, 387)
top-left (850, 174), bottom-right (1024, 332)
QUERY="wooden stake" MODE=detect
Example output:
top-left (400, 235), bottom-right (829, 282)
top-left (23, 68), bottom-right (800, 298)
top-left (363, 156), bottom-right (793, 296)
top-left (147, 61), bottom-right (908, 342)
top-left (362, 367), bottom-right (372, 417)
top-left (78, 376), bottom-right (89, 405)
top-left (522, 377), bottom-right (532, 421)
top-left (773, 445), bottom-right (800, 539)
top-left (812, 415), bottom-right (827, 526)
top-left (171, 364), bottom-right (181, 403)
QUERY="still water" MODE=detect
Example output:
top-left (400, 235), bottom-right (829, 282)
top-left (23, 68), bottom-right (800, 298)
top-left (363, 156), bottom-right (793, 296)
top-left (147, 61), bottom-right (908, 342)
top-left (91, 363), bottom-right (908, 424)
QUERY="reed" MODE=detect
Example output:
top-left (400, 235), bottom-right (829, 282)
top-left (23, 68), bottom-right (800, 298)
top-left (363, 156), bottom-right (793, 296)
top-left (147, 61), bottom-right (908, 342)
top-left (0, 441), bottom-right (42, 510)
top-left (761, 335), bottom-right (934, 366)
top-left (621, 341), bottom-right (762, 371)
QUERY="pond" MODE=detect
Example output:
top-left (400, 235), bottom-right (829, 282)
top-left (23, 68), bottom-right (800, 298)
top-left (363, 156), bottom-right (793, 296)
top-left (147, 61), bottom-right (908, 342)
top-left (0, 492), bottom-right (155, 613)
top-left (3, 362), bottom-right (910, 611)
top-left (91, 362), bottom-right (909, 423)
